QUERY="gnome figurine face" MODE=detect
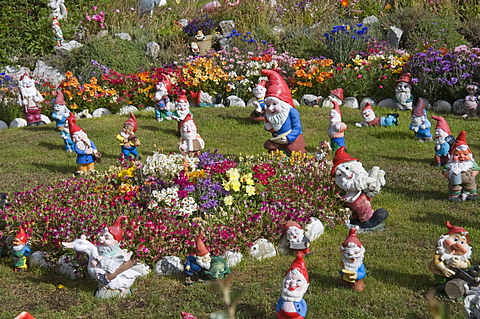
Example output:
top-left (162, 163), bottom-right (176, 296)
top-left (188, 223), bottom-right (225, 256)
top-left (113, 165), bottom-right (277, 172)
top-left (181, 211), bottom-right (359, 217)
top-left (11, 226), bottom-right (31, 272)
top-left (394, 73), bottom-right (413, 111)
top-left (253, 82), bottom-right (267, 100)
top-left (339, 226), bottom-right (366, 292)
top-left (284, 221), bottom-right (311, 256)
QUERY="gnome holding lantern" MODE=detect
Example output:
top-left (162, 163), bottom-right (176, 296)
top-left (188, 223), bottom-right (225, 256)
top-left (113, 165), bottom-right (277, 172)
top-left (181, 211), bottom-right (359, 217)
top-left (431, 115), bottom-right (455, 167)
top-left (332, 146), bottom-right (389, 231)
top-left (184, 231), bottom-right (211, 285)
top-left (328, 101), bottom-right (347, 154)
top-left (409, 98), bottom-right (433, 142)
top-left (67, 113), bottom-right (101, 175)
top-left (51, 90), bottom-right (74, 152)
top-left (284, 221), bottom-right (311, 257)
top-left (276, 254), bottom-right (310, 319)
top-left (463, 84), bottom-right (479, 119)
top-left (17, 73), bottom-right (46, 126)
top-left (11, 226), bottom-right (31, 272)
top-left (116, 113), bottom-right (141, 159)
top-left (394, 73), bottom-right (414, 111)
top-left (322, 88), bottom-right (344, 108)
top-left (262, 69), bottom-right (306, 156)
top-left (248, 79), bottom-right (267, 122)
top-left (153, 74), bottom-right (172, 122)
top-left (178, 113), bottom-right (205, 154)
top-left (442, 131), bottom-right (480, 201)
top-left (355, 103), bottom-right (399, 127)
top-left (339, 226), bottom-right (366, 292)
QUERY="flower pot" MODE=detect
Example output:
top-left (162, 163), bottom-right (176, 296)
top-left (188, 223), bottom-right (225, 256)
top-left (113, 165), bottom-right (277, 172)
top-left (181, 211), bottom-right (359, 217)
top-left (189, 34), bottom-right (213, 56)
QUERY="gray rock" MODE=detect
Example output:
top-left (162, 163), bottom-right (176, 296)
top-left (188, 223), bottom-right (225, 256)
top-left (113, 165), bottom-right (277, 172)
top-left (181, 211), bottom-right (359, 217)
top-left (32, 60), bottom-right (65, 88)
top-left (343, 97), bottom-right (359, 109)
top-left (432, 100), bottom-right (452, 114)
top-left (219, 20), bottom-right (235, 37)
top-left (225, 95), bottom-right (245, 107)
top-left (387, 26), bottom-right (403, 49)
top-left (115, 33), bottom-right (132, 41)
top-left (92, 108), bottom-right (112, 117)
top-left (362, 15), bottom-right (379, 25)
top-left (453, 99), bottom-right (466, 115)
top-left (0, 120), bottom-right (8, 130)
top-left (146, 41), bottom-right (161, 59)
top-left (272, 26), bottom-right (285, 35)
top-left (28, 251), bottom-right (51, 269)
top-left (301, 94), bottom-right (319, 106)
top-left (118, 105), bottom-right (139, 115)
top-left (134, 263), bottom-right (151, 277)
top-left (9, 118), bottom-right (27, 128)
top-left (154, 256), bottom-right (183, 275)
top-left (54, 40), bottom-right (83, 55)
top-left (97, 30), bottom-right (109, 38)
top-left (360, 97), bottom-right (376, 109)
top-left (56, 254), bottom-right (83, 279)
top-left (378, 98), bottom-right (396, 109)
top-left (277, 236), bottom-right (290, 256)
top-left (305, 217), bottom-right (324, 241)
top-left (249, 238), bottom-right (276, 260)
top-left (223, 250), bottom-right (243, 268)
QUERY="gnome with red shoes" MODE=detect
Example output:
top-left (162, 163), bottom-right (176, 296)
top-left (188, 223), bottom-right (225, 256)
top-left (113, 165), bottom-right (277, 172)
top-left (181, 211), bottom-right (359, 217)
top-left (332, 146), bottom-right (389, 231)
top-left (276, 254), bottom-right (309, 319)
top-left (328, 101), bottom-right (347, 153)
top-left (322, 88), bottom-right (344, 108)
top-left (442, 131), bottom-right (480, 201)
top-left (339, 226), bottom-right (366, 292)
top-left (178, 113), bottom-right (205, 154)
top-left (67, 112), bottom-right (100, 175)
top-left (431, 115), bottom-right (455, 167)
top-left (116, 112), bottom-right (141, 159)
top-left (409, 97), bottom-right (433, 142)
top-left (248, 79), bottom-right (267, 121)
top-left (262, 69), bottom-right (306, 156)
top-left (284, 221), bottom-right (311, 257)
top-left (153, 74), bottom-right (173, 122)
top-left (394, 73), bottom-right (414, 111)
top-left (11, 226), bottom-right (31, 271)
top-left (355, 102), bottom-right (399, 127)
top-left (184, 231), bottom-right (211, 285)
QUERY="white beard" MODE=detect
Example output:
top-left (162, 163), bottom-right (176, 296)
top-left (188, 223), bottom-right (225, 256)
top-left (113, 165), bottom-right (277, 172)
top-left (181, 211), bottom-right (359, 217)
top-left (266, 104), bottom-right (290, 132)
top-left (181, 124), bottom-right (197, 140)
top-left (175, 109), bottom-right (190, 120)
top-left (13, 244), bottom-right (25, 252)
top-left (449, 160), bottom-right (474, 174)
top-left (196, 256), bottom-right (211, 270)
top-left (342, 254), bottom-right (364, 272)
top-left (20, 85), bottom-right (37, 98)
top-left (396, 91), bottom-right (410, 104)
top-left (436, 235), bottom-right (472, 263)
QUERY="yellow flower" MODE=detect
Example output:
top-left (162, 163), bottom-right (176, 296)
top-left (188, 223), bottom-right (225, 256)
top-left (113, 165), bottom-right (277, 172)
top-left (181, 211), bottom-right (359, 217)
top-left (241, 173), bottom-right (254, 185)
top-left (223, 180), bottom-right (231, 191)
top-left (230, 179), bottom-right (241, 192)
top-left (245, 185), bottom-right (256, 196)
top-left (226, 168), bottom-right (240, 180)
top-left (223, 195), bottom-right (233, 206)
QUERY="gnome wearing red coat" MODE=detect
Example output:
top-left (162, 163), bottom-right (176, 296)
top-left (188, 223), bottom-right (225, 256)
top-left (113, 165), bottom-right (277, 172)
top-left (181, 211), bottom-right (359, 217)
top-left (431, 115), bottom-right (455, 167)
top-left (355, 102), bottom-right (399, 127)
top-left (11, 226), bottom-right (31, 271)
top-left (116, 112), bottom-right (141, 159)
top-left (262, 69), bottom-right (306, 156)
top-left (339, 226), bottom-right (366, 292)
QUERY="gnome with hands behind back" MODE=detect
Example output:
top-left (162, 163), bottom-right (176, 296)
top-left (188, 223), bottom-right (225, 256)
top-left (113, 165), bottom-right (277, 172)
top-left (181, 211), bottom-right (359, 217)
top-left (17, 73), bottom-right (46, 126)
top-left (116, 113), bottom-right (141, 159)
top-left (432, 115), bottom-right (455, 167)
top-left (394, 73), bottom-right (414, 111)
top-left (409, 98), bottom-right (433, 142)
top-left (51, 90), bottom-right (74, 151)
top-left (152, 74), bottom-right (172, 122)
top-left (67, 113), bottom-right (101, 175)
top-left (184, 231), bottom-right (211, 285)
top-left (178, 113), bottom-right (205, 154)
top-left (339, 226), bottom-right (366, 292)
top-left (11, 226), bottom-right (31, 272)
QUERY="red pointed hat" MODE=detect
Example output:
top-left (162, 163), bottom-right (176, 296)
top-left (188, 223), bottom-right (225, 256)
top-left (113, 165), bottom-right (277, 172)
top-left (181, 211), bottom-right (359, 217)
top-left (331, 146), bottom-right (359, 177)
top-left (286, 253), bottom-right (309, 283)
top-left (431, 115), bottom-right (450, 135)
top-left (14, 312), bottom-right (36, 319)
top-left (450, 131), bottom-right (470, 154)
top-left (284, 221), bottom-right (302, 232)
top-left (256, 79), bottom-right (267, 88)
top-left (362, 102), bottom-right (374, 113)
top-left (124, 113), bottom-right (138, 133)
top-left (261, 69), bottom-right (294, 107)
top-left (107, 216), bottom-right (127, 242)
top-left (67, 112), bottom-right (84, 138)
top-left (158, 74), bottom-right (172, 93)
top-left (412, 98), bottom-right (426, 117)
top-left (15, 226), bottom-right (28, 243)
top-left (445, 221), bottom-right (470, 244)
top-left (54, 90), bottom-right (66, 105)
top-left (19, 73), bottom-right (31, 81)
top-left (332, 100), bottom-right (342, 117)
top-left (189, 91), bottom-right (201, 106)
top-left (330, 88), bottom-right (344, 101)
top-left (177, 90), bottom-right (188, 103)
top-left (195, 231), bottom-right (209, 257)
top-left (180, 112), bottom-right (194, 130)
top-left (396, 72), bottom-right (412, 86)
top-left (342, 226), bottom-right (362, 248)
top-left (180, 312), bottom-right (198, 319)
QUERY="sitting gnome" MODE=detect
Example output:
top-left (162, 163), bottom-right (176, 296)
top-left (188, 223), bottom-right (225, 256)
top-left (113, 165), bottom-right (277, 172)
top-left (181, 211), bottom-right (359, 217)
top-left (409, 98), bottom-right (433, 142)
top-left (262, 69), bottom-right (306, 156)
top-left (284, 221), bottom-right (311, 257)
top-left (276, 254), bottom-right (309, 319)
top-left (355, 103), bottom-right (399, 127)
top-left (339, 226), bottom-right (366, 292)
top-left (184, 231), bottom-right (211, 285)
top-left (322, 88), bottom-right (344, 108)
top-left (332, 146), bottom-right (389, 231)
top-left (394, 73), bottom-right (414, 111)
top-left (178, 113), bottom-right (205, 154)
top-left (463, 83), bottom-right (479, 119)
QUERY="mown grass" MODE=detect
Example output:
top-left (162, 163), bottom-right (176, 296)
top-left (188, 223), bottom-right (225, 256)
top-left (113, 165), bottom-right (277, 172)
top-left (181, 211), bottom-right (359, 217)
top-left (1, 105), bottom-right (480, 318)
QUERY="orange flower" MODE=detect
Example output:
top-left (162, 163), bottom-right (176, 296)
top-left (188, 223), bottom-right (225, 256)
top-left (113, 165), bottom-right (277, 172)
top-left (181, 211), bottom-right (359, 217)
top-left (341, 0), bottom-right (349, 6)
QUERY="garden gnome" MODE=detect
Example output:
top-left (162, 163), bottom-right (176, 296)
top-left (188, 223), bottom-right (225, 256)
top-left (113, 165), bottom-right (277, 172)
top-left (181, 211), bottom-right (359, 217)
top-left (442, 131), bottom-right (479, 201)
top-left (11, 226), bottom-right (31, 272)
top-left (116, 113), bottom-right (141, 159)
top-left (328, 101), bottom-right (347, 153)
top-left (178, 113), bottom-right (205, 153)
top-left (190, 42), bottom-right (200, 56)
top-left (355, 103), bottom-right (399, 127)
top-left (48, 0), bottom-right (67, 20)
top-left (172, 90), bottom-right (193, 136)
top-left (463, 83), bottom-right (479, 119)
top-left (67, 112), bottom-right (100, 175)
top-left (248, 79), bottom-right (267, 121)
top-left (409, 98), bottom-right (433, 142)
top-left (262, 69), bottom-right (306, 156)
top-left (190, 90), bottom-right (214, 107)
top-left (194, 30), bottom-right (206, 41)
top-left (284, 221), bottom-right (311, 257)
top-left (276, 254), bottom-right (309, 319)
top-left (339, 226), bottom-right (366, 292)
top-left (51, 90), bottom-right (74, 152)
top-left (394, 73), bottom-right (414, 111)
top-left (17, 73), bottom-right (45, 126)
top-left (432, 115), bottom-right (455, 167)
top-left (322, 88), bottom-right (344, 108)
top-left (153, 74), bottom-right (172, 122)
top-left (332, 146), bottom-right (389, 231)
top-left (184, 231), bottom-right (211, 285)
top-left (51, 17), bottom-right (64, 47)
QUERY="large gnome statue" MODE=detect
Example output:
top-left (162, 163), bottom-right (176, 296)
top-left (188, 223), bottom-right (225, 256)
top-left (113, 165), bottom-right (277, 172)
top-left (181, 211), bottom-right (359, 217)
top-left (409, 98), bottom-right (433, 142)
top-left (355, 103), bottom-right (399, 127)
top-left (339, 226), bottom-right (366, 292)
top-left (178, 113), bottom-right (205, 153)
top-left (248, 79), bottom-right (267, 121)
top-left (116, 113), bottom-right (141, 159)
top-left (67, 113), bottom-right (100, 175)
top-left (322, 88), bottom-right (344, 108)
top-left (51, 90), bottom-right (74, 151)
top-left (184, 231), bottom-right (211, 285)
top-left (11, 226), bottom-right (31, 272)
top-left (17, 73), bottom-right (46, 126)
top-left (153, 74), bottom-right (172, 122)
top-left (394, 73), bottom-right (414, 111)
top-left (431, 115), bottom-right (455, 167)
top-left (332, 147), bottom-right (389, 231)
top-left (328, 101), bottom-right (347, 153)
top-left (276, 254), bottom-right (309, 319)
top-left (442, 131), bottom-right (480, 201)
top-left (262, 69), bottom-right (306, 156)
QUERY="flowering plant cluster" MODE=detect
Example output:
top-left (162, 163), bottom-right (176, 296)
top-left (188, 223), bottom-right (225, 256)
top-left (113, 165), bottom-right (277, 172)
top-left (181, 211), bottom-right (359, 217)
top-left (324, 22), bottom-right (370, 64)
top-left (182, 15), bottom-right (216, 37)
top-left (83, 6), bottom-right (107, 37)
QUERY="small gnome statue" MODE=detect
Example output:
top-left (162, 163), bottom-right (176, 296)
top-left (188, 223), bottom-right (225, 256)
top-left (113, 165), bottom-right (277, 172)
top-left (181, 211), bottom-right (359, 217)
top-left (153, 74), bottom-right (172, 122)
top-left (328, 101), bottom-right (347, 154)
top-left (409, 98), bottom-right (433, 142)
top-left (184, 231), bottom-right (211, 285)
top-left (51, 90), bottom-right (74, 152)
top-left (431, 115), bottom-right (455, 167)
top-left (339, 226), bottom-right (366, 292)
top-left (322, 88), bottom-right (344, 108)
top-left (67, 113), bottom-right (101, 175)
top-left (172, 90), bottom-right (193, 137)
top-left (442, 131), bottom-right (480, 201)
top-left (355, 103), bottom-right (399, 127)
top-left (284, 221), bottom-right (311, 257)
top-left (178, 113), bottom-right (205, 154)
top-left (116, 113), bottom-right (141, 159)
top-left (394, 73), bottom-right (414, 111)
top-left (11, 226), bottom-right (31, 272)
top-left (276, 254), bottom-right (310, 319)
top-left (17, 73), bottom-right (46, 126)
top-left (248, 79), bottom-right (267, 122)
top-left (463, 84), bottom-right (479, 119)
top-left (51, 16), bottom-right (64, 47)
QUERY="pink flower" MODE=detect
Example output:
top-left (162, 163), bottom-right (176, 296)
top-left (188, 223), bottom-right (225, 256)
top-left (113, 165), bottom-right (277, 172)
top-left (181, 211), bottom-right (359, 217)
top-left (93, 6), bottom-right (97, 11)
top-left (357, 74), bottom-right (362, 79)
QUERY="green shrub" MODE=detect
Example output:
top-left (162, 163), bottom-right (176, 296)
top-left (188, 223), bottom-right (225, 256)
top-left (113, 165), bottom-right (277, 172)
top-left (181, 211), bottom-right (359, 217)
top-left (276, 27), bottom-right (328, 59)
top-left (458, 17), bottom-right (480, 47)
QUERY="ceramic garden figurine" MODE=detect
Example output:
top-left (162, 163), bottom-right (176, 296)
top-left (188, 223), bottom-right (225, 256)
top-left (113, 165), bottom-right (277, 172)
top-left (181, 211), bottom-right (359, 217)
top-left (51, 90), bottom-right (74, 152)
top-left (442, 131), bottom-right (480, 201)
top-left (178, 113), bottom-right (205, 154)
top-left (190, 42), bottom-right (200, 56)
top-left (339, 226), bottom-right (366, 292)
top-left (432, 115), bottom-right (455, 167)
top-left (189, 90), bottom-right (214, 107)
top-left (48, 0), bottom-right (67, 20)
top-left (172, 90), bottom-right (193, 136)
top-left (284, 221), bottom-right (311, 257)
top-left (152, 74), bottom-right (172, 122)
top-left (17, 73), bottom-right (46, 126)
top-left (248, 79), bottom-right (267, 122)
top-left (328, 101), bottom-right (347, 153)
top-left (116, 113), bottom-right (141, 159)
top-left (463, 84), bottom-right (479, 119)
top-left (355, 103), bottom-right (399, 127)
top-left (202, 256), bottom-right (231, 280)
top-left (394, 73), bottom-right (414, 111)
top-left (409, 98), bottom-right (433, 142)
top-left (332, 146), bottom-right (389, 231)
top-left (322, 88), bottom-right (344, 108)
top-left (184, 231), bottom-right (211, 285)
top-left (67, 113), bottom-right (101, 175)
top-left (276, 254), bottom-right (309, 319)
top-left (51, 17), bottom-right (64, 47)
top-left (11, 226), bottom-right (31, 272)
top-left (194, 30), bottom-right (206, 41)
top-left (261, 69), bottom-right (306, 156)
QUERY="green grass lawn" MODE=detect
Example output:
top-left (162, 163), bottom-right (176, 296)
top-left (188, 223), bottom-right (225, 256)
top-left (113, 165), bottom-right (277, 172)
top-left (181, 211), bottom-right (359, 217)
top-left (1, 105), bottom-right (479, 318)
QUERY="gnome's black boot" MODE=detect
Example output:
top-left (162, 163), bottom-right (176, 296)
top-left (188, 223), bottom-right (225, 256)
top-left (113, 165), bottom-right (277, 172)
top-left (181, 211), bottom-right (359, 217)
top-left (357, 208), bottom-right (389, 229)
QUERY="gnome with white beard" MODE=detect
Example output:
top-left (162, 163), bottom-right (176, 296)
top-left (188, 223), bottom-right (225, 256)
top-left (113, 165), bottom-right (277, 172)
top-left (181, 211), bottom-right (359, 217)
top-left (178, 113), bottom-right (205, 154)
top-left (431, 115), bottom-right (455, 167)
top-left (67, 113), bottom-right (100, 175)
top-left (248, 79), bottom-right (267, 121)
top-left (339, 226), bottom-right (366, 292)
top-left (172, 90), bottom-right (193, 137)
top-left (184, 231), bottom-right (211, 285)
top-left (16, 73), bottom-right (46, 126)
top-left (355, 103), bottom-right (399, 127)
top-left (262, 69), bottom-right (306, 156)
top-left (394, 73), bottom-right (414, 111)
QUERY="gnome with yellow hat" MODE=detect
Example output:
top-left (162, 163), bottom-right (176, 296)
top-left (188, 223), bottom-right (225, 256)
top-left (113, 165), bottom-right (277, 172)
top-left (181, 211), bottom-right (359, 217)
top-left (116, 112), bottom-right (141, 159)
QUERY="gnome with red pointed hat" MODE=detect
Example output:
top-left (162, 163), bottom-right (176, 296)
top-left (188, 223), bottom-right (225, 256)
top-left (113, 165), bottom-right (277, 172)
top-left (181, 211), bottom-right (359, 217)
top-left (184, 231), bottom-right (211, 285)
top-left (284, 221), bottom-right (311, 257)
top-left (332, 146), bottom-right (389, 231)
top-left (409, 98), bottom-right (433, 142)
top-left (51, 89), bottom-right (75, 151)
top-left (67, 112), bottom-right (100, 175)
top-left (16, 73), bottom-right (46, 126)
top-left (153, 74), bottom-right (173, 122)
top-left (322, 88), bottom-right (344, 108)
top-left (394, 73), bottom-right (414, 111)
top-left (328, 100), bottom-right (347, 153)
top-left (339, 226), bottom-right (366, 292)
top-left (355, 102), bottom-right (399, 127)
top-left (116, 112), bottom-right (141, 159)
top-left (172, 90), bottom-right (194, 136)
top-left (442, 131), bottom-right (480, 201)
top-left (432, 115), bottom-right (455, 167)
top-left (276, 254), bottom-right (309, 319)
top-left (11, 226), bottom-right (31, 271)
top-left (178, 113), bottom-right (205, 154)
top-left (248, 78), bottom-right (267, 121)
top-left (262, 69), bottom-right (306, 156)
